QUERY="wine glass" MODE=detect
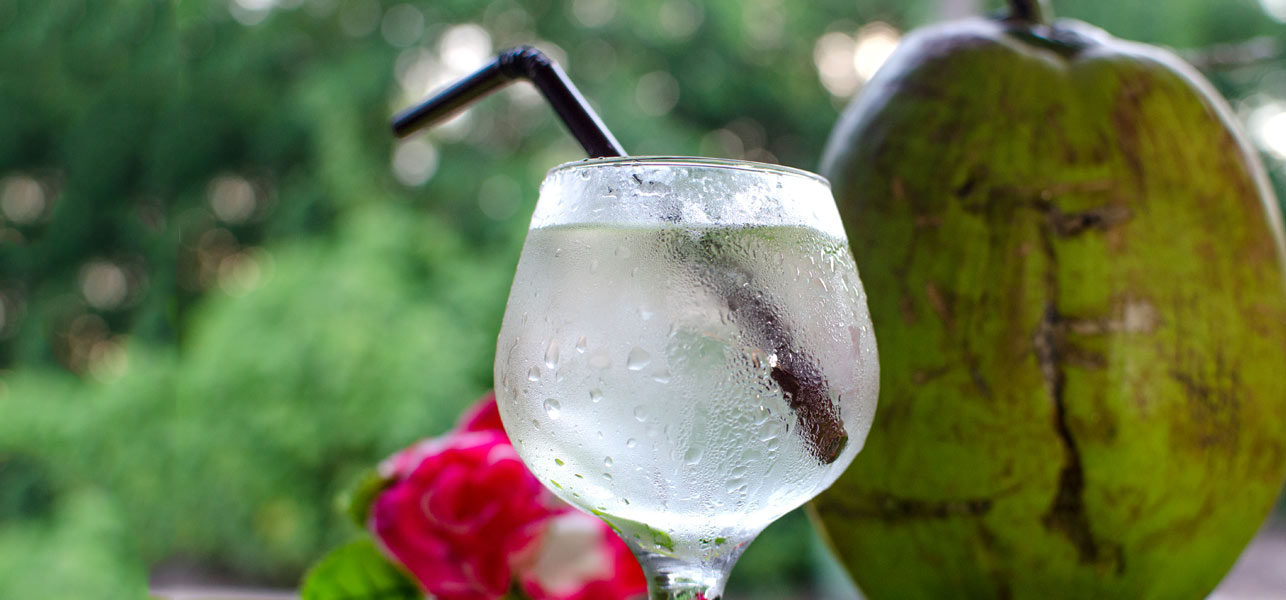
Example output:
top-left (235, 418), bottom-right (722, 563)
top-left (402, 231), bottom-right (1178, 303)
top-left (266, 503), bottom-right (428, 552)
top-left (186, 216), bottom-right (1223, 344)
top-left (495, 157), bottom-right (879, 599)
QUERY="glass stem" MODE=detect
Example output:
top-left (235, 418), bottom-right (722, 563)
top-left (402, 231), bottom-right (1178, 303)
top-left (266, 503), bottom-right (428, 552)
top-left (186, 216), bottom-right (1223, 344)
top-left (634, 552), bottom-right (739, 600)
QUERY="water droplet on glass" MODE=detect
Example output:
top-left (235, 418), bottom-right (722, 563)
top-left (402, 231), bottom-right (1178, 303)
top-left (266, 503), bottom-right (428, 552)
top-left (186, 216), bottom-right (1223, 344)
top-left (543, 398), bottom-right (561, 419)
top-left (596, 430), bottom-right (604, 439)
top-left (554, 247), bottom-right (563, 257)
top-left (626, 438), bottom-right (638, 448)
top-left (602, 472), bottom-right (613, 480)
top-left (683, 447), bottom-right (703, 465)
top-left (590, 258), bottom-right (600, 272)
top-left (532, 419), bottom-right (541, 430)
top-left (639, 307), bottom-right (653, 321)
top-left (589, 389), bottom-right (603, 402)
top-left (554, 458), bottom-right (565, 466)
top-left (651, 369), bottom-right (671, 384)
top-left (626, 347), bottom-right (651, 371)
top-left (603, 456), bottom-right (613, 468)
top-left (527, 366), bottom-right (541, 381)
top-left (633, 406), bottom-right (648, 422)
top-left (576, 336), bottom-right (588, 353)
top-left (544, 339), bottom-right (560, 368)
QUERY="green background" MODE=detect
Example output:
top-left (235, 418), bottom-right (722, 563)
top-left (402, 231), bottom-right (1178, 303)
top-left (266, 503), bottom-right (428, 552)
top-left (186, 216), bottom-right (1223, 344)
top-left (0, 0), bottom-right (1282, 596)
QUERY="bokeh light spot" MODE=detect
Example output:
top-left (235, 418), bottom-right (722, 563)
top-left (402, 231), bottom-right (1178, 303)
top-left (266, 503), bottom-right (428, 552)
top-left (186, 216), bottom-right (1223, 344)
top-left (88, 337), bottom-right (129, 382)
top-left (853, 22), bottom-right (901, 82)
top-left (208, 175), bottom-right (258, 224)
top-left (814, 32), bottom-right (858, 98)
top-left (1261, 0), bottom-right (1286, 22)
top-left (229, 0), bottom-right (275, 26)
top-left (392, 139), bottom-right (439, 186)
top-left (218, 250), bottom-right (266, 297)
top-left (79, 260), bottom-right (129, 311)
top-left (439, 24), bottom-right (493, 73)
top-left (0, 175), bottom-right (46, 224)
top-left (658, 0), bottom-right (703, 40)
top-left (1250, 101), bottom-right (1286, 159)
top-left (635, 70), bottom-right (680, 116)
top-left (381, 4), bottom-right (424, 48)
top-left (570, 0), bottom-right (616, 28)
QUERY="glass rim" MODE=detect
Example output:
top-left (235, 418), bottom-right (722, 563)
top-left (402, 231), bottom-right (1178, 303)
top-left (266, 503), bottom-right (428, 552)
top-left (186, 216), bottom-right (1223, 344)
top-left (548, 156), bottom-right (831, 188)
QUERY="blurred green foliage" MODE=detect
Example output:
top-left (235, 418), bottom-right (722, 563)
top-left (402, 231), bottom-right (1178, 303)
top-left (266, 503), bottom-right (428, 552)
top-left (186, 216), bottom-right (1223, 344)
top-left (1, 0), bottom-right (1284, 596)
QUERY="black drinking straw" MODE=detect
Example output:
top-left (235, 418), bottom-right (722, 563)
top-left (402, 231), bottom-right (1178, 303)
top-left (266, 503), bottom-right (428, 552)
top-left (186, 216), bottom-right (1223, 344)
top-left (392, 46), bottom-right (625, 158)
top-left (391, 48), bottom-right (848, 464)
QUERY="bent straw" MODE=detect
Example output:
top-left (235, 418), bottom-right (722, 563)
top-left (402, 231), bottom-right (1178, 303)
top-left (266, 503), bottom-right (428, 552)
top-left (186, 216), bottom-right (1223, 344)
top-left (392, 46), bottom-right (625, 158)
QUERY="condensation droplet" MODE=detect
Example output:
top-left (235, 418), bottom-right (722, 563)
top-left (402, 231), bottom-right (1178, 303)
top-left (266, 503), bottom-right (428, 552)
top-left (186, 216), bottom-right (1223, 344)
top-left (651, 369), bottom-right (671, 384)
top-left (603, 456), bottom-right (613, 468)
top-left (531, 419), bottom-right (541, 430)
top-left (683, 447), bottom-right (703, 465)
top-left (589, 389), bottom-right (603, 402)
top-left (626, 347), bottom-right (651, 371)
top-left (545, 338), bottom-right (560, 368)
top-left (633, 406), bottom-right (648, 421)
top-left (602, 472), bottom-right (613, 480)
top-left (626, 438), bottom-right (638, 448)
top-left (543, 398), bottom-right (561, 419)
top-left (576, 336), bottom-right (588, 353)
top-left (527, 366), bottom-right (541, 381)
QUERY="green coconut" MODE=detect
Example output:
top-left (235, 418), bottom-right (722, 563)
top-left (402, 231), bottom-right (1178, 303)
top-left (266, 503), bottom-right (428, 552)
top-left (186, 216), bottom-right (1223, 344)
top-left (812, 1), bottom-right (1286, 598)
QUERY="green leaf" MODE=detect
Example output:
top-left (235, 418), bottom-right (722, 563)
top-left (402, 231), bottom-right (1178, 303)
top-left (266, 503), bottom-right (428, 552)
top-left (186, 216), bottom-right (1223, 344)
top-left (341, 467), bottom-right (392, 529)
top-left (299, 538), bottom-right (421, 600)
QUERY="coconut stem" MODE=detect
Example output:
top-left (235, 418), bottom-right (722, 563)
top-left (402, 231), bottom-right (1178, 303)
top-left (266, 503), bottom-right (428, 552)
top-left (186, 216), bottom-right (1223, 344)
top-left (1006, 0), bottom-right (1052, 24)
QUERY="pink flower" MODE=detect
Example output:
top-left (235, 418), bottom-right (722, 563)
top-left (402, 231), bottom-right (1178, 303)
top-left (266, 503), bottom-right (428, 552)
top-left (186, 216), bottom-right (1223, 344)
top-left (519, 512), bottom-right (648, 600)
top-left (457, 391), bottom-right (506, 436)
top-left (371, 427), bottom-right (562, 600)
top-left (370, 393), bottom-right (647, 600)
